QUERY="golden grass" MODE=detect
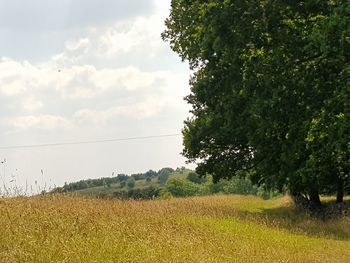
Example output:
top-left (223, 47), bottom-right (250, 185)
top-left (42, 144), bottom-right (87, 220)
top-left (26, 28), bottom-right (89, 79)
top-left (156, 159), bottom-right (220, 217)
top-left (1, 195), bottom-right (349, 262)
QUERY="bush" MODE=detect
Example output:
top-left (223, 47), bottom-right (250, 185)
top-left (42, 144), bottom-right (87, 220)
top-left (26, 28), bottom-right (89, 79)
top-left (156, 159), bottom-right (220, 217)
top-left (113, 186), bottom-right (160, 200)
top-left (186, 172), bottom-right (206, 184)
top-left (257, 185), bottom-right (281, 200)
top-left (159, 189), bottom-right (173, 199)
top-left (221, 178), bottom-right (258, 195)
top-left (127, 178), bottom-right (135, 189)
top-left (164, 178), bottom-right (202, 197)
top-left (158, 170), bottom-right (171, 186)
top-left (128, 186), bottom-right (160, 199)
top-left (202, 176), bottom-right (280, 200)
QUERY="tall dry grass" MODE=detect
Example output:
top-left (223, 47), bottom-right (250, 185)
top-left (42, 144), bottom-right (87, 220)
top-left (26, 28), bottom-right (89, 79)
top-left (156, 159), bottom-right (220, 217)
top-left (1, 194), bottom-right (350, 262)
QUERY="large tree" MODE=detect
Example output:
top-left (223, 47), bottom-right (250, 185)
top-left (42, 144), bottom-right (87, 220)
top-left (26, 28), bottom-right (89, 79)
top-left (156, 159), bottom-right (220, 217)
top-left (163, 0), bottom-right (350, 207)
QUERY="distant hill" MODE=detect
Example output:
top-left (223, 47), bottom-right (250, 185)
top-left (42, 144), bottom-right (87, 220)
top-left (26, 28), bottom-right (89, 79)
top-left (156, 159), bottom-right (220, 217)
top-left (51, 167), bottom-right (193, 198)
top-left (51, 167), bottom-right (281, 200)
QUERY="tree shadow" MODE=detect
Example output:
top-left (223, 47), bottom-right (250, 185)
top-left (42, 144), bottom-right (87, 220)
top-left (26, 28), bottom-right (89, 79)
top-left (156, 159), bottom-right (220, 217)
top-left (234, 201), bottom-right (350, 241)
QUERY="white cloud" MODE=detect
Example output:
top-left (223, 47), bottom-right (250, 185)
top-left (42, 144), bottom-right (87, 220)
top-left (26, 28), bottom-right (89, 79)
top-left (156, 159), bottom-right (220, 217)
top-left (74, 96), bottom-right (169, 124)
top-left (65, 38), bottom-right (90, 52)
top-left (0, 58), bottom-right (162, 100)
top-left (55, 65), bottom-right (160, 99)
top-left (98, 16), bottom-right (164, 55)
top-left (0, 59), bottom-right (33, 96)
top-left (0, 58), bottom-right (56, 96)
top-left (52, 14), bottom-right (168, 68)
top-left (10, 115), bottom-right (71, 130)
top-left (22, 97), bottom-right (43, 111)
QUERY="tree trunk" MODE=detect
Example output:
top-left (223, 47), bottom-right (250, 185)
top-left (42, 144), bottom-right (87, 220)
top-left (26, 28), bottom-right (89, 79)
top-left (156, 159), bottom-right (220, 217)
top-left (309, 190), bottom-right (321, 207)
top-left (336, 178), bottom-right (344, 203)
top-left (291, 193), bottom-right (309, 211)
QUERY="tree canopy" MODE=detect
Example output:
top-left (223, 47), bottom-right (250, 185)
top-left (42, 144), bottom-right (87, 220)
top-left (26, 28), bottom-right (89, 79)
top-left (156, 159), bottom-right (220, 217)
top-left (163, 0), bottom-right (350, 207)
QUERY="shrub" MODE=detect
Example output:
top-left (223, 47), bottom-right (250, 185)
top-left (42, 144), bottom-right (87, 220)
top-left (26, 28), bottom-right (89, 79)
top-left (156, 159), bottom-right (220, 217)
top-left (159, 189), bottom-right (173, 199)
top-left (164, 178), bottom-right (201, 197)
top-left (187, 172), bottom-right (206, 184)
top-left (222, 178), bottom-right (258, 195)
top-left (127, 186), bottom-right (160, 199)
top-left (158, 170), bottom-right (171, 186)
top-left (257, 185), bottom-right (281, 200)
top-left (127, 178), bottom-right (136, 189)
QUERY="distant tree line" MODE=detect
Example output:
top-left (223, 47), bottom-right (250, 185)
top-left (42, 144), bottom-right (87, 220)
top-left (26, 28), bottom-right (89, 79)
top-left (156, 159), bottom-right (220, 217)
top-left (51, 168), bottom-right (175, 193)
top-left (51, 167), bottom-right (279, 200)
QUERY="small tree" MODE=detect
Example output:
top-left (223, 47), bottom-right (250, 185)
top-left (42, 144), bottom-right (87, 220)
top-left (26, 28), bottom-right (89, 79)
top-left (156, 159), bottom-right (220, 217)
top-left (146, 177), bottom-right (152, 184)
top-left (158, 169), bottom-right (171, 186)
top-left (164, 178), bottom-right (200, 197)
top-left (127, 178), bottom-right (136, 189)
top-left (187, 172), bottom-right (206, 184)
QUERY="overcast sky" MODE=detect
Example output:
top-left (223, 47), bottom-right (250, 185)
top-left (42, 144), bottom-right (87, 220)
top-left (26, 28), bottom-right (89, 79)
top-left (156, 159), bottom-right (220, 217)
top-left (0, 0), bottom-right (192, 193)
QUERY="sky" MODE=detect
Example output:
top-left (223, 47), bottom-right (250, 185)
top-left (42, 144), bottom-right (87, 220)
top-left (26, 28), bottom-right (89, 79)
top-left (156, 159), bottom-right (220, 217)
top-left (0, 0), bottom-right (192, 193)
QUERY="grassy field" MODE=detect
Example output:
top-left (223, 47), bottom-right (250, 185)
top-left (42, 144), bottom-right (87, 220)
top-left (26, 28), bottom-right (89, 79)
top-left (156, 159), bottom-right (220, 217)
top-left (1, 195), bottom-right (350, 262)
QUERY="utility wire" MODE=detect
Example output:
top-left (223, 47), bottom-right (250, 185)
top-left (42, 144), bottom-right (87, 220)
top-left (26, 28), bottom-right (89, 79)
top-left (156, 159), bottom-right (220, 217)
top-left (0, 133), bottom-right (182, 150)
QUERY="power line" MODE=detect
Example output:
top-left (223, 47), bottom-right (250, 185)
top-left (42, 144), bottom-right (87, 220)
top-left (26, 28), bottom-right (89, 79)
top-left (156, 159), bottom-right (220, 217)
top-left (0, 133), bottom-right (182, 150)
